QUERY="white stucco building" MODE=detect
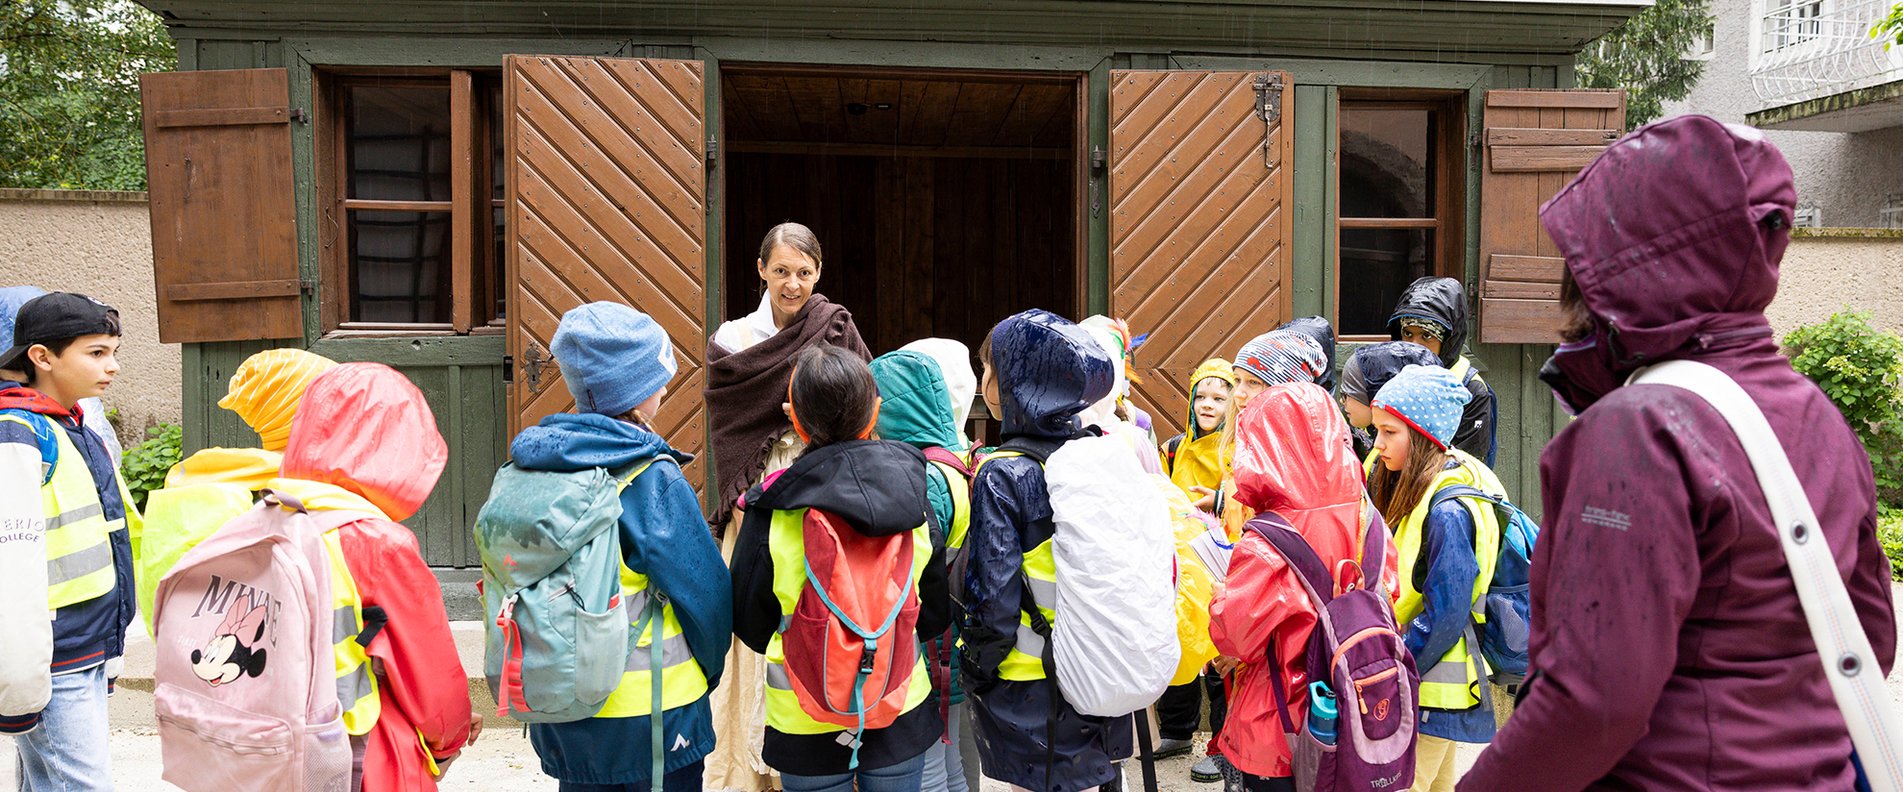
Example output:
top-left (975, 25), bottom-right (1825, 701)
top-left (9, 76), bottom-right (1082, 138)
top-left (1664, 1), bottom-right (1903, 228)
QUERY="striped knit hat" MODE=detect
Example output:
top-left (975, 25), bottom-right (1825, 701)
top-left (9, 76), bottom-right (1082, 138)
top-left (1232, 329), bottom-right (1326, 387)
top-left (1371, 364), bottom-right (1471, 450)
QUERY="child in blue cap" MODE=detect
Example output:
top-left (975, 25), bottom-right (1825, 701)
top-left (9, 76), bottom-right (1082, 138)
top-left (508, 301), bottom-right (733, 792)
top-left (1366, 365), bottom-right (1510, 792)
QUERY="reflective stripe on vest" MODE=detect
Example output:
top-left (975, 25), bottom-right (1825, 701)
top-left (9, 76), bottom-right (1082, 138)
top-left (1379, 449), bottom-right (1504, 710)
top-left (763, 507), bottom-right (934, 735)
top-left (319, 529), bottom-right (381, 735)
top-left (971, 449), bottom-right (1061, 683)
top-left (594, 567), bottom-right (711, 718)
top-left (930, 460), bottom-right (972, 551)
top-left (4, 413), bottom-right (119, 609)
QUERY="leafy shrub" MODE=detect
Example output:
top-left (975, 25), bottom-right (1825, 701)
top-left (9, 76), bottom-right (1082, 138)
top-left (120, 422), bottom-right (181, 511)
top-left (1784, 310), bottom-right (1903, 507)
top-left (1880, 506), bottom-right (1903, 582)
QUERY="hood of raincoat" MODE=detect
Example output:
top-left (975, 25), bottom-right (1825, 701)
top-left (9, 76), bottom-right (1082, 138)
top-left (748, 439), bottom-right (931, 538)
top-left (1340, 341), bottom-right (1444, 406)
top-left (1184, 358), bottom-right (1236, 441)
top-left (1385, 277), bottom-right (1469, 368)
top-left (509, 411), bottom-right (684, 473)
top-left (990, 309), bottom-right (1114, 439)
top-left (900, 338), bottom-right (976, 449)
top-left (1231, 382), bottom-right (1363, 531)
top-left (217, 348), bottom-right (337, 452)
top-left (279, 362), bottom-right (447, 522)
top-left (1540, 114), bottom-right (1794, 369)
top-left (1278, 316), bottom-right (1338, 392)
top-left (870, 350), bottom-right (961, 451)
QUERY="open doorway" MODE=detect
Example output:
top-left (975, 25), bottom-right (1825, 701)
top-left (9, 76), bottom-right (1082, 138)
top-left (721, 65), bottom-right (1083, 359)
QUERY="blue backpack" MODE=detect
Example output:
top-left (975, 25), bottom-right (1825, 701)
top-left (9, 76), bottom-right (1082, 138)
top-left (1427, 485), bottom-right (1539, 684)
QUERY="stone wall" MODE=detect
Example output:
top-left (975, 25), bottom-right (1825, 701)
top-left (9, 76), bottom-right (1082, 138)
top-left (1767, 229), bottom-right (1903, 340)
top-left (0, 189), bottom-right (180, 435)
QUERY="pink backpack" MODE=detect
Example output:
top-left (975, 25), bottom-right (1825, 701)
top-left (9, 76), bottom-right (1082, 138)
top-left (152, 490), bottom-right (353, 792)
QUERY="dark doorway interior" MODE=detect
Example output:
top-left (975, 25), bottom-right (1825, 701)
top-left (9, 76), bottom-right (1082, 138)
top-left (721, 66), bottom-right (1081, 358)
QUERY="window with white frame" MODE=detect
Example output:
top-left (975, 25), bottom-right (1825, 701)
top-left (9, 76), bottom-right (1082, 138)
top-left (1687, 23), bottom-right (1716, 60)
top-left (1794, 203), bottom-right (1823, 228)
top-left (1763, 0), bottom-right (1826, 52)
top-left (1881, 194), bottom-right (1903, 230)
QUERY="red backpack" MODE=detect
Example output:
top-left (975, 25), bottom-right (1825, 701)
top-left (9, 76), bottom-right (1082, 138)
top-left (781, 508), bottom-right (921, 764)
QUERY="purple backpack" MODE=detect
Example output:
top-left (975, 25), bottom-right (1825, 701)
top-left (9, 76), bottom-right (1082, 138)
top-left (1250, 510), bottom-right (1418, 792)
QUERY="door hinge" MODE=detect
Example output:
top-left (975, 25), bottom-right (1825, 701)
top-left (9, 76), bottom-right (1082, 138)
top-left (1252, 73), bottom-right (1283, 125)
top-left (706, 135), bottom-right (718, 166)
top-left (1090, 145), bottom-right (1106, 219)
top-left (299, 278), bottom-right (315, 295)
top-left (502, 355), bottom-right (514, 384)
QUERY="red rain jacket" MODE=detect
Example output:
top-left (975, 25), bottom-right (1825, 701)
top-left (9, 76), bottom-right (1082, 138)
top-left (1210, 383), bottom-right (1397, 778)
top-left (280, 363), bottom-right (469, 792)
top-left (1460, 117), bottom-right (1896, 790)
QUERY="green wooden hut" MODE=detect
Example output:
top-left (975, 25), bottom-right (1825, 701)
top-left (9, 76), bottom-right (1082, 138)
top-left (134, 0), bottom-right (1642, 576)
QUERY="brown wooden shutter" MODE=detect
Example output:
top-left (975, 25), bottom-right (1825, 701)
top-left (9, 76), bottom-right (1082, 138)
top-left (1109, 71), bottom-right (1294, 439)
top-left (140, 68), bottom-right (302, 344)
top-left (504, 55), bottom-right (708, 487)
top-left (1477, 89), bottom-right (1625, 345)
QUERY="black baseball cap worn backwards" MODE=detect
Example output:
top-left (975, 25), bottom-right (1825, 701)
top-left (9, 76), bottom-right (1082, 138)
top-left (0, 292), bottom-right (120, 372)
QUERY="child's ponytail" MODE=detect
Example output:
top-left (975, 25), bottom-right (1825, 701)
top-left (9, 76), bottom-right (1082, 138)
top-left (787, 345), bottom-right (880, 450)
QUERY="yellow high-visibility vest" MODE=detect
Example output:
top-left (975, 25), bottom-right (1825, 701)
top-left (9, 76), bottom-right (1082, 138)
top-left (2, 412), bottom-right (131, 609)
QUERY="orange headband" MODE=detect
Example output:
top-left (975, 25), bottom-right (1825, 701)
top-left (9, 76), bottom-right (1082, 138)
top-left (786, 368), bottom-right (881, 444)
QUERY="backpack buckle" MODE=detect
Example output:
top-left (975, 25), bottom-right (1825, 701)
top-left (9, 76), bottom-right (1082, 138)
top-left (859, 646), bottom-right (878, 674)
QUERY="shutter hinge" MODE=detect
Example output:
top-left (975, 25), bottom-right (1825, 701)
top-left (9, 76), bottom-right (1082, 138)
top-left (289, 107), bottom-right (309, 124)
top-left (1252, 73), bottom-right (1283, 125)
top-left (706, 135), bottom-right (718, 166)
top-left (299, 278), bottom-right (315, 295)
top-left (502, 355), bottom-right (514, 384)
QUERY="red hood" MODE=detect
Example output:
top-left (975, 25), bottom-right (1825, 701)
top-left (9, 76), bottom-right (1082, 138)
top-left (1540, 115), bottom-right (1796, 366)
top-left (280, 363), bottom-right (446, 521)
top-left (0, 385), bottom-right (71, 418)
top-left (1231, 382), bottom-right (1364, 538)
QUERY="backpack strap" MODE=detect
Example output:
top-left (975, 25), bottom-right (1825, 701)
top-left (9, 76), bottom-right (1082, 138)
top-left (921, 446), bottom-right (971, 477)
top-left (1245, 513), bottom-right (1333, 610)
top-left (1358, 503), bottom-right (1388, 590)
top-left (612, 456), bottom-right (665, 493)
top-left (635, 591), bottom-right (667, 792)
top-left (1631, 359), bottom-right (1903, 788)
top-left (997, 435), bottom-right (1062, 463)
top-left (1161, 434), bottom-right (1183, 475)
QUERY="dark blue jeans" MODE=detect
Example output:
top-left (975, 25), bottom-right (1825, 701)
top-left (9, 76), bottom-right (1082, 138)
top-left (779, 749), bottom-right (928, 792)
top-left (559, 759), bottom-right (705, 792)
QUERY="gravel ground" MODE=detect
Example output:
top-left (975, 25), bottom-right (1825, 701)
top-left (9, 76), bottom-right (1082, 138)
top-left (7, 584), bottom-right (1899, 791)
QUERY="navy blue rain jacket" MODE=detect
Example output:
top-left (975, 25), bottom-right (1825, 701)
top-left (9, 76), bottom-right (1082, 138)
top-left (509, 413), bottom-right (733, 786)
top-left (959, 310), bottom-right (1133, 792)
top-left (1404, 495), bottom-right (1497, 743)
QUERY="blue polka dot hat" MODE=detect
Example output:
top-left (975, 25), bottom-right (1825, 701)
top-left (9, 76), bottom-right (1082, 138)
top-left (1371, 364), bottom-right (1472, 450)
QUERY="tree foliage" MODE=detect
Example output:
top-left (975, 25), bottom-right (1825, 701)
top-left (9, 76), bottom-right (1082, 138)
top-left (1876, 3), bottom-right (1903, 48)
top-left (1576, 0), bottom-right (1714, 126)
top-left (0, 1), bottom-right (175, 191)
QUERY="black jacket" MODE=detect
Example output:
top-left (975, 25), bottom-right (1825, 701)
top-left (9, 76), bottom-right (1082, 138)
top-left (1386, 277), bottom-right (1499, 465)
top-left (731, 438), bottom-right (949, 775)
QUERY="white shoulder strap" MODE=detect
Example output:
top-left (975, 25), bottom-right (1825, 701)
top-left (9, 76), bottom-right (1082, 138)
top-left (1630, 359), bottom-right (1903, 790)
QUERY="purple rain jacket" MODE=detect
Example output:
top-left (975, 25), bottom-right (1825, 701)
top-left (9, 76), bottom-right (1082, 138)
top-left (1459, 116), bottom-right (1896, 791)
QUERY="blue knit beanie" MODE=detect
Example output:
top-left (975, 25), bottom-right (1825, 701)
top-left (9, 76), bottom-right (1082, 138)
top-left (1371, 364), bottom-right (1471, 450)
top-left (1232, 329), bottom-right (1326, 387)
top-left (552, 302), bottom-right (677, 417)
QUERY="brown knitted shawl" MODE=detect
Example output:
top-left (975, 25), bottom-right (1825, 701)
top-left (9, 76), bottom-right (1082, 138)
top-left (703, 294), bottom-right (868, 531)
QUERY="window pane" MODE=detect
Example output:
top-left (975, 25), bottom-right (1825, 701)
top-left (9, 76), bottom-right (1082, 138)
top-left (493, 204), bottom-right (507, 319)
top-left (1339, 228), bottom-right (1433, 336)
top-left (348, 210), bottom-right (453, 324)
top-left (347, 84), bottom-right (452, 201)
top-left (1340, 107), bottom-right (1434, 219)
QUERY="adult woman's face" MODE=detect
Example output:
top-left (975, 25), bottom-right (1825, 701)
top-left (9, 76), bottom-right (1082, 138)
top-left (758, 245), bottom-right (820, 328)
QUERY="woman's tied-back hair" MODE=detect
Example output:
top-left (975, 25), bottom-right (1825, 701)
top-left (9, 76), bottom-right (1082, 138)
top-left (788, 344), bottom-right (878, 449)
top-left (759, 222), bottom-right (824, 267)
top-left (1368, 422), bottom-right (1452, 527)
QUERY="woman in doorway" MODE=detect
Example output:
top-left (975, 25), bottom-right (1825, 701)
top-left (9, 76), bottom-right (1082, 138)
top-left (702, 222), bottom-right (869, 792)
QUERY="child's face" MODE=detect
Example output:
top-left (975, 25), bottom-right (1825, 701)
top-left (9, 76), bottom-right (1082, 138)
top-left (980, 363), bottom-right (1002, 421)
top-left (1231, 369), bottom-right (1270, 410)
top-left (634, 386), bottom-right (666, 422)
top-left (27, 334), bottom-right (119, 408)
top-left (1191, 378), bottom-right (1230, 435)
top-left (1369, 407), bottom-right (1413, 472)
top-left (1343, 397), bottom-right (1373, 429)
top-left (1399, 328), bottom-right (1443, 359)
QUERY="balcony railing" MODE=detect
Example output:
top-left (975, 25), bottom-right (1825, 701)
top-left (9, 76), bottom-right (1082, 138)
top-left (1751, 0), bottom-right (1903, 104)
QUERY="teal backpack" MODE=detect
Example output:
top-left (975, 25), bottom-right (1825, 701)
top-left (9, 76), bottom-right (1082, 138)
top-left (474, 458), bottom-right (658, 723)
